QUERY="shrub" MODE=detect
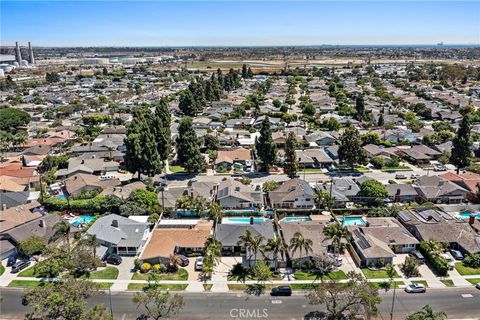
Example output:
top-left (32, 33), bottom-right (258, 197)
top-left (401, 256), bottom-right (420, 277)
top-left (134, 259), bottom-right (141, 270)
top-left (464, 253), bottom-right (480, 269)
top-left (141, 263), bottom-right (151, 273)
top-left (153, 264), bottom-right (162, 272)
top-left (419, 242), bottom-right (449, 277)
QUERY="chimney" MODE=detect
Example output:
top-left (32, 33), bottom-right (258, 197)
top-left (249, 216), bottom-right (254, 225)
top-left (469, 214), bottom-right (476, 226)
top-left (39, 219), bottom-right (45, 228)
top-left (15, 42), bottom-right (22, 64)
top-left (396, 189), bottom-right (401, 195)
top-left (1, 204), bottom-right (6, 211)
top-left (112, 219), bottom-right (119, 227)
top-left (28, 42), bottom-right (35, 64)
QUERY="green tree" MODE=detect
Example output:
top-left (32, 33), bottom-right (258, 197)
top-left (360, 179), bottom-right (388, 203)
top-left (50, 220), bottom-right (72, 250)
top-left (355, 93), bottom-right (365, 120)
top-left (289, 232), bottom-right (313, 261)
top-left (262, 181), bottom-right (279, 192)
top-left (176, 117), bottom-right (206, 172)
top-left (405, 305), bottom-right (447, 320)
top-left (178, 89), bottom-right (197, 116)
top-left (133, 288), bottom-right (185, 320)
top-left (255, 116), bottom-right (277, 171)
top-left (401, 256), bottom-right (420, 277)
top-left (203, 134), bottom-right (219, 151)
top-left (338, 124), bottom-right (367, 170)
top-left (314, 190), bottom-right (332, 210)
top-left (283, 131), bottom-right (298, 178)
top-left (207, 202), bottom-right (223, 225)
top-left (0, 108), bottom-right (31, 133)
top-left (263, 237), bottom-right (287, 271)
top-left (18, 236), bottom-right (46, 257)
top-left (242, 64), bottom-right (248, 79)
top-left (252, 260), bottom-right (272, 284)
top-left (152, 98), bottom-right (171, 166)
top-left (308, 271), bottom-right (381, 320)
top-left (377, 113), bottom-right (384, 127)
top-left (323, 222), bottom-right (349, 255)
top-left (451, 111), bottom-right (473, 174)
top-left (237, 229), bottom-right (254, 259)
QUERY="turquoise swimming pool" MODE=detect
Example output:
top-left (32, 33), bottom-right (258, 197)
top-left (458, 211), bottom-right (480, 219)
top-left (70, 215), bottom-right (95, 227)
top-left (340, 216), bottom-right (367, 227)
top-left (55, 194), bottom-right (67, 199)
top-left (222, 217), bottom-right (268, 224)
top-left (280, 216), bottom-right (312, 223)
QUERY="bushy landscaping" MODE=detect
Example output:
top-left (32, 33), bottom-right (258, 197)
top-left (132, 268), bottom-right (188, 281)
top-left (419, 241), bottom-right (449, 277)
top-left (127, 283), bottom-right (188, 291)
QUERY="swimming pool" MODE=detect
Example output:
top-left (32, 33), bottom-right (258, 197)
top-left (340, 216), bottom-right (367, 227)
top-left (55, 194), bottom-right (67, 199)
top-left (280, 216), bottom-right (312, 223)
top-left (222, 217), bottom-right (268, 224)
top-left (458, 211), bottom-right (480, 220)
top-left (70, 215), bottom-right (95, 227)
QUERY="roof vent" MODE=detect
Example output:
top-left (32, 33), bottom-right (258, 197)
top-left (112, 219), bottom-right (119, 227)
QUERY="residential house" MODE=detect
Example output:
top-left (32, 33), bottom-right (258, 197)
top-left (414, 175), bottom-right (469, 204)
top-left (269, 178), bottom-right (315, 209)
top-left (65, 173), bottom-right (121, 196)
top-left (100, 181), bottom-right (146, 199)
top-left (140, 220), bottom-right (213, 264)
top-left (216, 179), bottom-right (263, 210)
top-left (215, 148), bottom-right (252, 172)
top-left (315, 178), bottom-right (361, 207)
top-left (305, 131), bottom-right (336, 147)
top-left (280, 221), bottom-right (331, 262)
top-left (386, 184), bottom-right (418, 203)
top-left (87, 214), bottom-right (150, 257)
top-left (440, 172), bottom-right (480, 201)
top-left (295, 149), bottom-right (334, 169)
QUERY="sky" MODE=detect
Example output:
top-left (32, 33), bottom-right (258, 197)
top-left (1, 1), bottom-right (479, 47)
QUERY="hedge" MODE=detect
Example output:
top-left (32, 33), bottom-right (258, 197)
top-left (40, 195), bottom-right (123, 214)
top-left (420, 247), bottom-right (449, 276)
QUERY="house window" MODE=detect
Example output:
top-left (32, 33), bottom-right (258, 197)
top-left (128, 247), bottom-right (137, 252)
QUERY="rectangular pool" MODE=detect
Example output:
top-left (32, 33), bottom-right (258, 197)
top-left (70, 215), bottom-right (95, 227)
top-left (280, 216), bottom-right (312, 223)
top-left (458, 211), bottom-right (480, 219)
top-left (222, 217), bottom-right (268, 224)
top-left (340, 216), bottom-right (366, 227)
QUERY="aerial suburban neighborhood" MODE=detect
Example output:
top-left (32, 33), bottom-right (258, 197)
top-left (1, 1), bottom-right (480, 319)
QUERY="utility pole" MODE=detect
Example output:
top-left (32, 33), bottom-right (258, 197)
top-left (108, 286), bottom-right (114, 319)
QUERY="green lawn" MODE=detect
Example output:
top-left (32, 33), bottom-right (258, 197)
top-left (412, 280), bottom-right (428, 287)
top-left (380, 166), bottom-right (412, 172)
top-left (0, 264), bottom-right (5, 276)
top-left (96, 282), bottom-right (114, 289)
top-left (440, 279), bottom-right (455, 287)
top-left (294, 270), bottom-right (347, 280)
top-left (8, 280), bottom-right (48, 287)
top-left (361, 268), bottom-right (399, 279)
top-left (299, 168), bottom-right (323, 174)
top-left (466, 278), bottom-right (480, 285)
top-left (455, 263), bottom-right (480, 275)
top-left (81, 267), bottom-right (119, 280)
top-left (290, 283), bottom-right (318, 290)
top-left (203, 284), bottom-right (213, 291)
top-left (170, 166), bottom-right (186, 173)
top-left (131, 269), bottom-right (188, 281)
top-left (369, 281), bottom-right (404, 289)
top-left (127, 283), bottom-right (188, 291)
top-left (17, 266), bottom-right (39, 278)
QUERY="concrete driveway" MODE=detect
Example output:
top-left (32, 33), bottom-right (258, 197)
top-left (212, 256), bottom-right (242, 281)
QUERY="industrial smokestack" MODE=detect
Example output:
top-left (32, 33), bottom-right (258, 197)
top-left (15, 42), bottom-right (22, 64)
top-left (28, 42), bottom-right (35, 64)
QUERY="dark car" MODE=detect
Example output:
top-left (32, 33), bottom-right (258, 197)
top-left (11, 260), bottom-right (30, 273)
top-left (177, 255), bottom-right (189, 267)
top-left (7, 254), bottom-right (17, 267)
top-left (450, 249), bottom-right (464, 261)
top-left (409, 250), bottom-right (425, 264)
top-left (105, 254), bottom-right (122, 265)
top-left (271, 286), bottom-right (292, 296)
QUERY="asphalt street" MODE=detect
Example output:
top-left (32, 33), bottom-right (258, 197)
top-left (1, 287), bottom-right (479, 320)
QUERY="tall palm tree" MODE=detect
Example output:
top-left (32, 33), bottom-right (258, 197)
top-left (80, 234), bottom-right (100, 259)
top-left (314, 189), bottom-right (332, 211)
top-left (176, 195), bottom-right (192, 214)
top-left (263, 237), bottom-right (287, 271)
top-left (323, 222), bottom-right (349, 255)
top-left (289, 232), bottom-right (313, 262)
top-left (405, 305), bottom-right (447, 320)
top-left (50, 220), bottom-right (72, 250)
top-left (207, 202), bottom-right (223, 225)
top-left (249, 235), bottom-right (265, 263)
top-left (237, 229), bottom-right (254, 259)
top-left (169, 254), bottom-right (183, 270)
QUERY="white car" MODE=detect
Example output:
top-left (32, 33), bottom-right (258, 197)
top-left (440, 253), bottom-right (455, 270)
top-left (405, 283), bottom-right (426, 293)
top-left (194, 256), bottom-right (204, 271)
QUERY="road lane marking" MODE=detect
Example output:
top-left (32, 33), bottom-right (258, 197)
top-left (271, 300), bottom-right (282, 304)
top-left (461, 294), bottom-right (473, 298)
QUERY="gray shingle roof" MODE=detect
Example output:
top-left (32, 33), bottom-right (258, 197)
top-left (87, 214), bottom-right (148, 247)
top-left (215, 222), bottom-right (275, 247)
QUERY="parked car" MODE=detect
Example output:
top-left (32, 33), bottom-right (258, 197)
top-left (395, 173), bottom-right (407, 179)
top-left (433, 165), bottom-right (447, 172)
top-left (195, 256), bottom-right (204, 271)
top-left (11, 260), bottom-right (31, 273)
top-left (7, 253), bottom-right (17, 267)
top-left (177, 255), bottom-right (189, 267)
top-left (271, 286), bottom-right (292, 296)
top-left (450, 249), bottom-right (464, 261)
top-left (476, 283), bottom-right (480, 290)
top-left (105, 254), bottom-right (122, 265)
top-left (409, 250), bottom-right (425, 264)
top-left (410, 173), bottom-right (420, 179)
top-left (405, 283), bottom-right (426, 293)
top-left (440, 253), bottom-right (455, 270)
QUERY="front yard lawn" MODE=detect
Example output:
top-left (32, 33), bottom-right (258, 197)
top-left (0, 264), bottom-right (5, 276)
top-left (369, 281), bottom-right (404, 289)
top-left (361, 268), bottom-right (399, 279)
top-left (455, 263), bottom-right (480, 275)
top-left (440, 279), bottom-right (455, 287)
top-left (8, 280), bottom-right (47, 287)
top-left (131, 269), bottom-right (188, 281)
top-left (170, 166), bottom-right (186, 173)
top-left (412, 280), bottom-right (428, 287)
top-left (96, 282), bottom-right (113, 289)
top-left (294, 270), bottom-right (347, 280)
top-left (203, 284), bottom-right (213, 291)
top-left (290, 283), bottom-right (318, 290)
top-left (127, 283), bottom-right (188, 291)
top-left (18, 266), bottom-right (39, 278)
top-left (466, 278), bottom-right (480, 285)
top-left (81, 267), bottom-right (119, 280)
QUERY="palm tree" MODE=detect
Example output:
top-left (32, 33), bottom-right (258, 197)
top-left (169, 254), bottom-right (183, 271)
top-left (323, 222), bottom-right (349, 255)
top-left (176, 195), bottom-right (191, 214)
top-left (80, 234), bottom-right (100, 259)
top-left (289, 232), bottom-right (313, 262)
top-left (263, 237), bottom-right (287, 271)
top-left (237, 229), bottom-right (254, 259)
top-left (249, 235), bottom-right (265, 264)
top-left (314, 189), bottom-right (332, 211)
top-left (405, 305), bottom-right (447, 320)
top-left (50, 220), bottom-right (72, 250)
top-left (207, 202), bottom-right (223, 225)
top-left (106, 146), bottom-right (115, 160)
